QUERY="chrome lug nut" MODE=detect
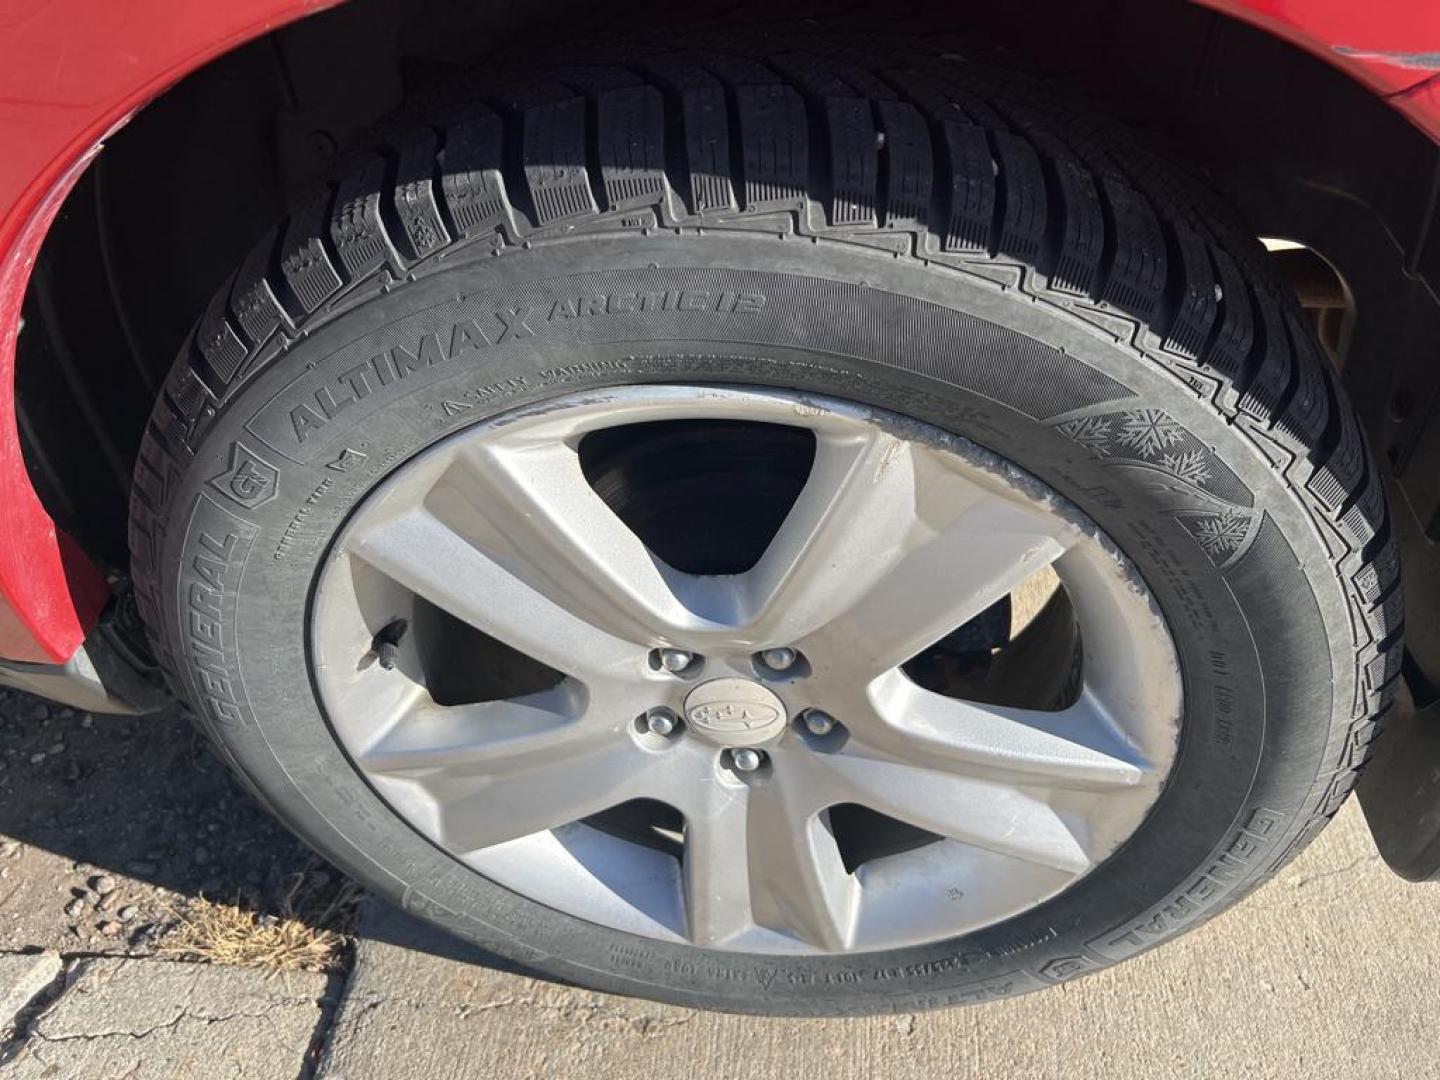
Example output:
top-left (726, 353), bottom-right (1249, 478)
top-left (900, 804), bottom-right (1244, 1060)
top-left (802, 709), bottom-right (837, 736)
top-left (657, 648), bottom-right (694, 673)
top-left (646, 707), bottom-right (680, 737)
top-left (730, 748), bottom-right (764, 773)
top-left (759, 647), bottom-right (797, 671)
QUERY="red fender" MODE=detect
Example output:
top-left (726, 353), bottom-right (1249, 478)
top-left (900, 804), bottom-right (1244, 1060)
top-left (0, 0), bottom-right (339, 662)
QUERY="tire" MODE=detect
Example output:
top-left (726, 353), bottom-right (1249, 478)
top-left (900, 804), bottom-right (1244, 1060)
top-left (128, 32), bottom-right (1401, 1015)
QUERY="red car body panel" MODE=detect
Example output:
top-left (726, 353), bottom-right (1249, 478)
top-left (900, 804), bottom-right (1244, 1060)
top-left (0, 0), bottom-right (1435, 664)
top-left (1197, 0), bottom-right (1440, 100)
top-left (0, 0), bottom-right (339, 662)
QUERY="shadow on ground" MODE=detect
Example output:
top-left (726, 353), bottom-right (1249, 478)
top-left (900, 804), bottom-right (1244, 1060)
top-left (0, 685), bottom-right (523, 974)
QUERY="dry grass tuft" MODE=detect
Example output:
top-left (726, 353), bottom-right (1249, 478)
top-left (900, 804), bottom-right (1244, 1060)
top-left (159, 872), bottom-right (360, 974)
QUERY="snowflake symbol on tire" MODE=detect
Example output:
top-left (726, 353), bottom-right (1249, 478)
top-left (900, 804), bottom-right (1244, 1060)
top-left (1160, 449), bottom-right (1212, 486)
top-left (1194, 512), bottom-right (1248, 557)
top-left (1116, 409), bottom-right (1184, 457)
top-left (1057, 416), bottom-right (1113, 457)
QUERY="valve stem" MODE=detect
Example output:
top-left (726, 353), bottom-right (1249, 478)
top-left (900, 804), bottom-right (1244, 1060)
top-left (372, 618), bottom-right (408, 670)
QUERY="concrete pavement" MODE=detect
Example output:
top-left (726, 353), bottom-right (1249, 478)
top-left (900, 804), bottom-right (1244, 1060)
top-left (2, 729), bottom-right (1436, 1078)
top-left (2, 958), bottom-right (335, 1077)
top-left (314, 798), bottom-right (1439, 1080)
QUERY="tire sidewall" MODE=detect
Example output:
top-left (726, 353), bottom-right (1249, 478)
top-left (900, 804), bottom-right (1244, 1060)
top-left (155, 232), bottom-right (1351, 1014)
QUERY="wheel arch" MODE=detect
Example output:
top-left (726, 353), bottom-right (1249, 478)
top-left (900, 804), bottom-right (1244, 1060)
top-left (0, 0), bottom-right (340, 662)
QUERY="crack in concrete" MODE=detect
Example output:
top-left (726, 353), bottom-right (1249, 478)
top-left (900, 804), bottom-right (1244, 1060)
top-left (2, 954), bottom-right (339, 1078)
top-left (0, 955), bottom-right (68, 1066)
top-left (28, 997), bottom-right (325, 1045)
top-left (298, 969), bottom-right (350, 1080)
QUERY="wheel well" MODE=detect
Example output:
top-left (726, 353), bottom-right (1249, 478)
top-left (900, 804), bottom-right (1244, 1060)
top-left (16, 0), bottom-right (1440, 576)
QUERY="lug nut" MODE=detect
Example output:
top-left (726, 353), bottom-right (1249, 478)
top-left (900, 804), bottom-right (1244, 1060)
top-left (730, 748), bottom-right (764, 773)
top-left (646, 707), bottom-right (680, 737)
top-left (657, 648), bottom-right (694, 674)
top-left (802, 709), bottom-right (837, 736)
top-left (759, 647), bottom-right (797, 672)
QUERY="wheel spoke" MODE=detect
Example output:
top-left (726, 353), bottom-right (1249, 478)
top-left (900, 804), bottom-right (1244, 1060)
top-left (737, 426), bottom-right (918, 646)
top-left (824, 494), bottom-right (1071, 676)
top-left (746, 783), bottom-right (859, 950)
top-left (682, 779), bottom-right (858, 950)
top-left (431, 743), bottom-right (650, 853)
top-left (348, 505), bottom-right (640, 682)
top-left (681, 786), bottom-right (755, 947)
top-left (864, 671), bottom-right (1149, 791)
top-left (356, 688), bottom-right (652, 853)
top-left (357, 684), bottom-right (593, 776)
top-left (741, 432), bottom-right (1072, 673)
top-left (814, 749), bottom-right (1094, 874)
top-left (451, 439), bottom-right (734, 638)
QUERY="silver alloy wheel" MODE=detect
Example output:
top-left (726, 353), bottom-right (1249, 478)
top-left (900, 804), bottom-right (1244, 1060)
top-left (311, 386), bottom-right (1182, 955)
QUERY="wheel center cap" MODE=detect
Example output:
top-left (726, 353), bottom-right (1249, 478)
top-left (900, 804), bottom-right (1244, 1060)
top-left (683, 678), bottom-right (787, 747)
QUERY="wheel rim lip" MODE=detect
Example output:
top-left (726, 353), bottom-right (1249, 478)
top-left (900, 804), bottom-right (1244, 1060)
top-left (309, 384), bottom-right (1183, 956)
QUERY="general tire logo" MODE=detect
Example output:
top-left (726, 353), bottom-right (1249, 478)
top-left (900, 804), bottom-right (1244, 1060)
top-left (209, 441), bottom-right (279, 509)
